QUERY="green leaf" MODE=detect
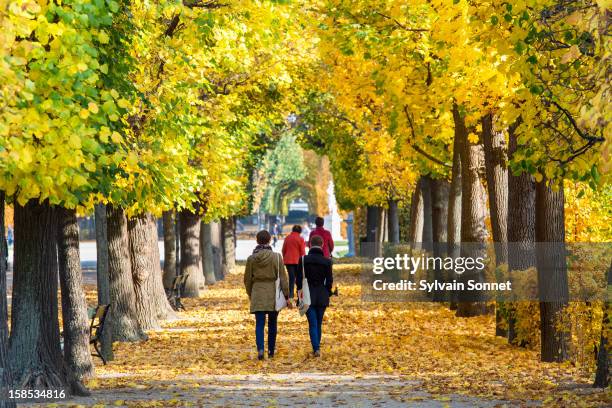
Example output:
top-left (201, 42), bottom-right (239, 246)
top-left (490, 15), bottom-right (499, 25)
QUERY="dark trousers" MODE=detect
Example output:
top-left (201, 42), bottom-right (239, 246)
top-left (285, 264), bottom-right (298, 298)
top-left (255, 311), bottom-right (278, 353)
top-left (306, 306), bottom-right (326, 352)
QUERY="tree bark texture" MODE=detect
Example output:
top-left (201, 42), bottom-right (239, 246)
top-left (222, 217), bottom-right (236, 275)
top-left (594, 262), bottom-right (611, 387)
top-left (57, 207), bottom-right (94, 391)
top-left (431, 179), bottom-right (449, 301)
top-left (9, 200), bottom-right (66, 391)
top-left (128, 213), bottom-right (175, 330)
top-left (387, 200), bottom-right (400, 244)
top-left (210, 221), bottom-right (224, 281)
top-left (201, 222), bottom-right (216, 285)
top-left (364, 206), bottom-right (382, 257)
top-left (535, 179), bottom-right (570, 363)
top-left (162, 211), bottom-right (177, 289)
top-left (421, 176), bottom-right (433, 252)
top-left (447, 121), bottom-right (463, 310)
top-left (94, 204), bottom-right (113, 361)
top-left (506, 125), bottom-right (536, 344)
top-left (106, 205), bottom-right (146, 342)
top-left (409, 182), bottom-right (424, 249)
top-left (180, 209), bottom-right (204, 298)
top-left (482, 114), bottom-right (509, 337)
top-left (0, 192), bottom-right (15, 407)
top-left (455, 106), bottom-right (489, 317)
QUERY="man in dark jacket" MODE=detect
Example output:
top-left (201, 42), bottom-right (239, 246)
top-left (297, 235), bottom-right (333, 357)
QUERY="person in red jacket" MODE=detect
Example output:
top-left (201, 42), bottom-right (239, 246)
top-left (281, 225), bottom-right (306, 298)
top-left (308, 217), bottom-right (334, 258)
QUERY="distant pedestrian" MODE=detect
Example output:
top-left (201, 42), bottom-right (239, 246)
top-left (308, 217), bottom-right (334, 258)
top-left (271, 223), bottom-right (280, 248)
top-left (301, 222), bottom-right (311, 241)
top-left (297, 235), bottom-right (333, 357)
top-left (7, 226), bottom-right (13, 247)
top-left (281, 225), bottom-right (306, 299)
top-left (244, 230), bottom-right (291, 360)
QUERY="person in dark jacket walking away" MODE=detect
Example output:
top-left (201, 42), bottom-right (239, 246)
top-left (244, 230), bottom-right (291, 360)
top-left (308, 217), bottom-right (334, 258)
top-left (282, 225), bottom-right (306, 299)
top-left (297, 235), bottom-right (333, 357)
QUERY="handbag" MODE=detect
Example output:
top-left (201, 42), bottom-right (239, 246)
top-left (298, 255), bottom-right (311, 316)
top-left (275, 253), bottom-right (287, 311)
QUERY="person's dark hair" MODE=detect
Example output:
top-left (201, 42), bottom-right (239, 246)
top-left (311, 235), bottom-right (324, 247)
top-left (256, 230), bottom-right (271, 245)
top-left (315, 216), bottom-right (324, 227)
top-left (292, 225), bottom-right (302, 233)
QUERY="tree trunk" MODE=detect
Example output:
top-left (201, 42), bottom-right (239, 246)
top-left (0, 192), bottom-right (15, 408)
top-left (447, 123), bottom-right (463, 310)
top-left (162, 211), bottom-right (176, 289)
top-left (431, 180), bottom-right (449, 301)
top-left (482, 113), bottom-right (509, 337)
top-left (594, 262), bottom-right (611, 387)
top-left (8, 200), bottom-right (67, 391)
top-left (56, 207), bottom-right (93, 395)
top-left (535, 178), bottom-right (569, 362)
top-left (210, 221), bottom-right (224, 281)
top-left (455, 106), bottom-right (488, 317)
top-left (106, 205), bottom-right (147, 342)
top-left (364, 206), bottom-right (382, 257)
top-left (409, 182), bottom-right (424, 249)
top-left (387, 200), bottom-right (400, 244)
top-left (482, 113), bottom-right (508, 261)
top-left (128, 214), bottom-right (175, 330)
top-left (221, 217), bottom-right (236, 275)
top-left (421, 176), bottom-right (433, 253)
top-left (506, 124), bottom-right (536, 344)
top-left (201, 222), bottom-right (216, 285)
top-left (180, 209), bottom-right (203, 298)
top-left (94, 204), bottom-right (113, 361)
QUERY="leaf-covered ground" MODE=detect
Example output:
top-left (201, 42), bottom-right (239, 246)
top-left (35, 262), bottom-right (610, 407)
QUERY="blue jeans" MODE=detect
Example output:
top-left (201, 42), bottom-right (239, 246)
top-left (306, 306), bottom-right (326, 352)
top-left (255, 311), bottom-right (278, 353)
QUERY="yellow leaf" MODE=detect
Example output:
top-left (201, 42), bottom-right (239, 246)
top-left (111, 131), bottom-right (123, 144)
top-left (88, 102), bottom-right (99, 114)
top-left (79, 109), bottom-right (90, 119)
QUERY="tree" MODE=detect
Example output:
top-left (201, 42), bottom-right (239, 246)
top-left (455, 108), bottom-right (489, 317)
top-left (200, 222), bottom-right (217, 285)
top-left (0, 192), bottom-right (15, 408)
top-left (482, 113), bottom-right (509, 336)
top-left (128, 214), bottom-right (175, 329)
top-left (94, 204), bottom-right (113, 361)
top-left (162, 211), bottom-right (177, 289)
top-left (180, 209), bottom-right (204, 298)
top-left (431, 179), bottom-right (449, 301)
top-left (106, 205), bottom-right (147, 342)
top-left (594, 262), bottom-right (611, 387)
top-left (57, 207), bottom-right (93, 395)
top-left (506, 124), bottom-right (536, 345)
top-left (387, 199), bottom-right (400, 244)
top-left (9, 201), bottom-right (65, 390)
top-left (535, 180), bottom-right (570, 362)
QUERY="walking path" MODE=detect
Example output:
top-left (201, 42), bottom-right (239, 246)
top-left (23, 262), bottom-right (606, 407)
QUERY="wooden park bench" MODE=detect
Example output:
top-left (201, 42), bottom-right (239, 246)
top-left (60, 304), bottom-right (110, 365)
top-left (89, 304), bottom-right (110, 365)
top-left (166, 273), bottom-right (190, 312)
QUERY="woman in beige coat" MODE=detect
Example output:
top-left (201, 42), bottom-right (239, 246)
top-left (244, 230), bottom-right (290, 360)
